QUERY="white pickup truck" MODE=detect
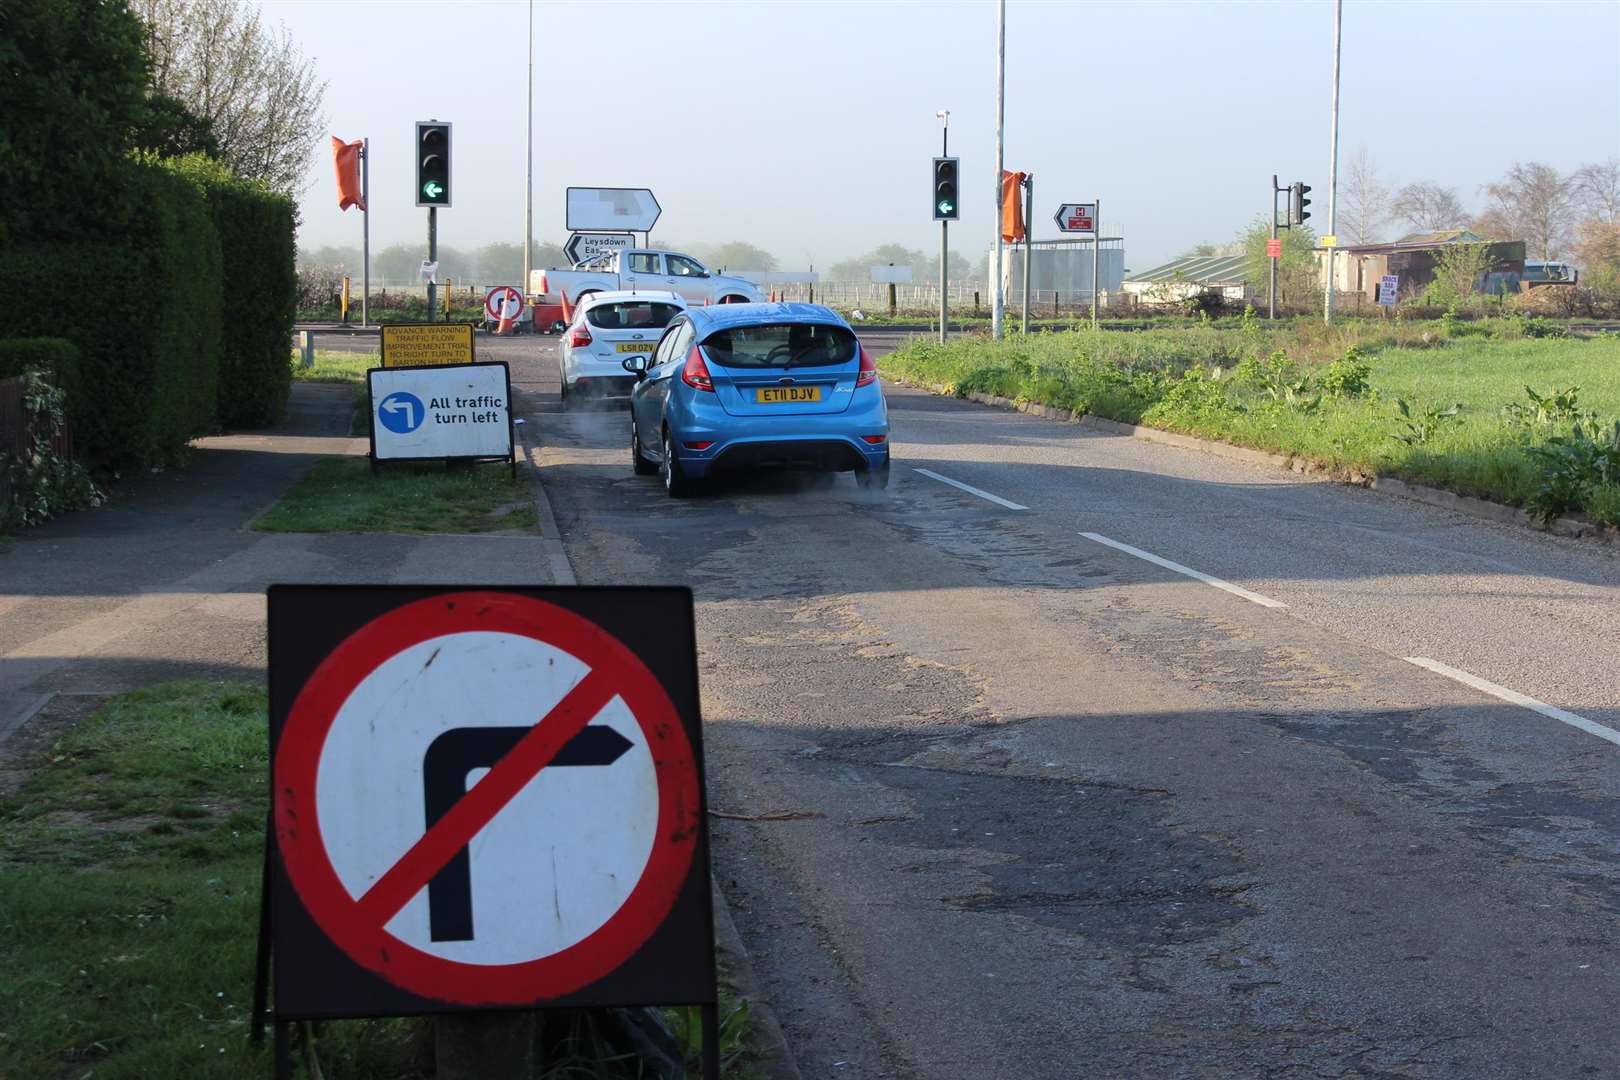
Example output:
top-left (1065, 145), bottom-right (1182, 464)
top-left (532, 249), bottom-right (764, 310)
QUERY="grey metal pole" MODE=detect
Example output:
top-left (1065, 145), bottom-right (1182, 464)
top-left (361, 139), bottom-right (370, 327)
top-left (940, 117), bottom-right (949, 344)
top-left (992, 0), bottom-right (1006, 341)
top-left (1020, 175), bottom-right (1032, 334)
top-left (1324, 0), bottom-right (1342, 325)
top-left (427, 207), bottom-right (437, 322)
top-left (1270, 174), bottom-right (1278, 320)
top-left (1091, 199), bottom-right (1100, 329)
top-left (522, 0), bottom-right (534, 299)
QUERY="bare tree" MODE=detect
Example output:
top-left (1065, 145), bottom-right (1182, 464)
top-left (1573, 159), bottom-right (1620, 224)
top-left (1475, 162), bottom-right (1577, 261)
top-left (134, 0), bottom-right (326, 194)
top-left (1390, 182), bottom-right (1467, 233)
top-left (1339, 147), bottom-right (1388, 244)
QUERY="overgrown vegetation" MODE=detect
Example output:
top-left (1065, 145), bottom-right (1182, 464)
top-left (880, 314), bottom-right (1620, 527)
top-left (0, 368), bottom-right (104, 530)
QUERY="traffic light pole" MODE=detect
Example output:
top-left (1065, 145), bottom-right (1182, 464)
top-left (427, 207), bottom-right (438, 323)
top-left (361, 139), bottom-right (370, 328)
top-left (940, 123), bottom-right (949, 345)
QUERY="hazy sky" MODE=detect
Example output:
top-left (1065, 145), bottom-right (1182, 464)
top-left (275, 0), bottom-right (1620, 273)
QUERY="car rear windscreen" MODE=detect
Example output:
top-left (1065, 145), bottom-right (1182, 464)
top-left (700, 323), bottom-right (857, 368)
top-left (586, 301), bottom-right (682, 330)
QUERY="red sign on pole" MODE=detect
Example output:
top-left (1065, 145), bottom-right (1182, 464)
top-left (1266, 238), bottom-right (1283, 259)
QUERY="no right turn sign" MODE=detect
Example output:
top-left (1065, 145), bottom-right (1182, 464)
top-left (262, 586), bottom-right (714, 1020)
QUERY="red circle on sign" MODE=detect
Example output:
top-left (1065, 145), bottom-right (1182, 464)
top-left (485, 286), bottom-right (525, 320)
top-left (274, 592), bottom-right (699, 1005)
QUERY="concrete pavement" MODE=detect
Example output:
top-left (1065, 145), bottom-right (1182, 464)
top-left (0, 368), bottom-right (563, 746)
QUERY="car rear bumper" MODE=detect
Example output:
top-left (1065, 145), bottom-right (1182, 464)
top-left (667, 390), bottom-right (889, 478)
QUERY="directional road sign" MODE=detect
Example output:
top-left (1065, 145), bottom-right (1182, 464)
top-left (263, 587), bottom-right (714, 1019)
top-left (367, 362), bottom-right (513, 464)
top-left (566, 187), bottom-right (661, 233)
top-left (1054, 203), bottom-right (1096, 233)
top-left (564, 231), bottom-right (636, 266)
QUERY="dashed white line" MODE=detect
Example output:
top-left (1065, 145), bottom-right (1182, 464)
top-left (913, 468), bottom-right (1028, 511)
top-left (1079, 532), bottom-right (1287, 609)
top-left (1403, 657), bottom-right (1620, 749)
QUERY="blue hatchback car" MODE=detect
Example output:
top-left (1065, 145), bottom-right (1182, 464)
top-left (622, 303), bottom-right (890, 497)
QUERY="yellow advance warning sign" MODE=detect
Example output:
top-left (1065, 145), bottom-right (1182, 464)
top-left (380, 324), bottom-right (477, 368)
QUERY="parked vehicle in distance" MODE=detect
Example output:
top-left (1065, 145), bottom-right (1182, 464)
top-left (535, 249), bottom-right (764, 311)
top-left (622, 303), bottom-right (890, 497)
top-left (560, 291), bottom-right (687, 403)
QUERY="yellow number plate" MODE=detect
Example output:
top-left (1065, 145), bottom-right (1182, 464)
top-left (616, 343), bottom-right (657, 353)
top-left (756, 386), bottom-right (822, 404)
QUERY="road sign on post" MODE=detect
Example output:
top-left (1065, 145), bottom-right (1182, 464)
top-left (1266, 238), bottom-right (1282, 259)
top-left (1053, 203), bottom-right (1095, 233)
top-left (1378, 274), bottom-right (1400, 306)
top-left (256, 586), bottom-right (717, 1075)
top-left (367, 362), bottom-right (514, 470)
top-left (565, 187), bottom-right (661, 233)
top-left (564, 232), bottom-right (635, 265)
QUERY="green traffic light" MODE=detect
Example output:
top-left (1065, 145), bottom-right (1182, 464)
top-left (422, 181), bottom-right (444, 200)
top-left (937, 199), bottom-right (955, 215)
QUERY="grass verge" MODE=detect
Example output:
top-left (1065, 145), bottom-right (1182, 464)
top-left (880, 322), bottom-right (1620, 521)
top-left (0, 683), bottom-right (761, 1079)
top-left (0, 681), bottom-right (429, 1080)
top-left (252, 456), bottom-right (536, 534)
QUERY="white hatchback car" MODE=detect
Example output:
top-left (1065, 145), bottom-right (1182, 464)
top-left (559, 290), bottom-right (688, 403)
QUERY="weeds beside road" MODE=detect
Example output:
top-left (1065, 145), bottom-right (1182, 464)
top-left (880, 314), bottom-right (1620, 526)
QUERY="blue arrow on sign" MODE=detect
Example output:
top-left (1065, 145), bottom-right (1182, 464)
top-left (378, 391), bottom-right (425, 434)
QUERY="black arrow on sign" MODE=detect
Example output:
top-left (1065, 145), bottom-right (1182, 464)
top-left (564, 233), bottom-right (584, 265)
top-left (421, 724), bottom-right (633, 942)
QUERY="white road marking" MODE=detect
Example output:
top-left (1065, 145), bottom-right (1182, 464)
top-left (1403, 657), bottom-right (1620, 749)
top-left (1079, 532), bottom-right (1287, 609)
top-left (913, 468), bottom-right (1028, 511)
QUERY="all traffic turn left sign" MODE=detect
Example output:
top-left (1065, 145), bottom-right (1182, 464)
top-left (263, 587), bottom-right (714, 1020)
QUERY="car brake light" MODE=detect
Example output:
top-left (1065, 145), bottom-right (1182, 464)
top-left (681, 345), bottom-right (714, 391)
top-left (856, 345), bottom-right (877, 388)
top-left (569, 325), bottom-right (592, 348)
top-left (683, 440), bottom-right (714, 450)
top-left (861, 435), bottom-right (887, 444)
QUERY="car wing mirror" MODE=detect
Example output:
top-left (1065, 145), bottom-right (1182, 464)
top-left (621, 355), bottom-right (649, 377)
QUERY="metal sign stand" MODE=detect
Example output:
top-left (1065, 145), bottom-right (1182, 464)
top-left (1021, 174), bottom-right (1033, 334)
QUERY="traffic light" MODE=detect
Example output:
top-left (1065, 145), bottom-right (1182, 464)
top-left (1291, 181), bottom-right (1312, 226)
top-left (416, 121), bottom-right (451, 208)
top-left (933, 157), bottom-right (959, 220)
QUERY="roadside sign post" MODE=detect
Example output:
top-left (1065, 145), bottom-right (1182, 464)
top-left (485, 286), bottom-right (525, 333)
top-left (1091, 199), bottom-right (1101, 328)
top-left (563, 232), bottom-right (635, 266)
top-left (1378, 273), bottom-right (1399, 308)
top-left (1021, 174), bottom-right (1033, 335)
top-left (1269, 175), bottom-right (1282, 320)
top-left (1052, 201), bottom-right (1101, 326)
top-left (565, 187), bottom-right (662, 233)
top-left (380, 323), bottom-right (475, 368)
top-left (255, 586), bottom-right (719, 1080)
top-left (367, 361), bottom-right (514, 476)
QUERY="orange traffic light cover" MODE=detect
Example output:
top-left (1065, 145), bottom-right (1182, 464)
top-left (332, 137), bottom-right (366, 212)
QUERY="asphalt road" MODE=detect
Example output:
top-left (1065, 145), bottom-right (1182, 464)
top-left (524, 334), bottom-right (1619, 1078)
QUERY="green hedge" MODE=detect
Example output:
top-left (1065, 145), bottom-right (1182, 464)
top-left (0, 159), bottom-right (222, 469)
top-left (0, 338), bottom-right (79, 384)
top-left (167, 156), bottom-right (297, 427)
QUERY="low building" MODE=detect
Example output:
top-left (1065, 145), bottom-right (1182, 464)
top-left (1315, 230), bottom-right (1526, 304)
top-left (1122, 253), bottom-right (1248, 305)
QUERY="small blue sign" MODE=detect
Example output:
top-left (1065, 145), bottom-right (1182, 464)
top-left (377, 392), bottom-right (425, 434)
